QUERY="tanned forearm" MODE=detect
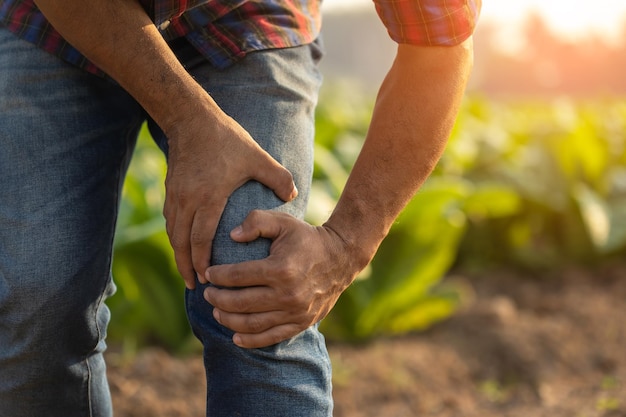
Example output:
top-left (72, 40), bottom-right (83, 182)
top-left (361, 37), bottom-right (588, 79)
top-left (324, 40), bottom-right (474, 272)
top-left (33, 0), bottom-right (216, 136)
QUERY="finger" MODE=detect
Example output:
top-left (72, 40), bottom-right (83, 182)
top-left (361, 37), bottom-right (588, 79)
top-left (204, 283), bottom-right (277, 313)
top-left (163, 197), bottom-right (175, 238)
top-left (205, 258), bottom-right (273, 288)
top-left (252, 156), bottom-right (298, 202)
top-left (229, 210), bottom-right (285, 243)
top-left (233, 324), bottom-right (304, 349)
top-left (212, 308), bottom-right (291, 334)
top-left (168, 207), bottom-right (196, 290)
top-left (190, 205), bottom-right (224, 284)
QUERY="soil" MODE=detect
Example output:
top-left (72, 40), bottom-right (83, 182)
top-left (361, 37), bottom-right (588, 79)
top-left (106, 264), bottom-right (626, 417)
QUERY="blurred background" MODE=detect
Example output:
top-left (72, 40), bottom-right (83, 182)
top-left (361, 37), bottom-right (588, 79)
top-left (320, 0), bottom-right (626, 96)
top-left (107, 1), bottom-right (626, 416)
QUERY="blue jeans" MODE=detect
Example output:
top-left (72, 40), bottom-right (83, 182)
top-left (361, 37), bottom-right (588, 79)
top-left (0, 27), bottom-right (331, 417)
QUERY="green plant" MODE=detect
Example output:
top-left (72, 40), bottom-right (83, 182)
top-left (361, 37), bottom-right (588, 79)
top-left (313, 89), bottom-right (521, 341)
top-left (319, 175), bottom-right (521, 340)
top-left (446, 97), bottom-right (626, 269)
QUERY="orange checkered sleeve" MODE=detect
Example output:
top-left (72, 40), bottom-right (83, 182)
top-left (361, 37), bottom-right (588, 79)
top-left (373, 0), bottom-right (481, 46)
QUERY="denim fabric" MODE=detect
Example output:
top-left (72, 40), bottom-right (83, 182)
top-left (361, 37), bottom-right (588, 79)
top-left (0, 27), bottom-right (331, 417)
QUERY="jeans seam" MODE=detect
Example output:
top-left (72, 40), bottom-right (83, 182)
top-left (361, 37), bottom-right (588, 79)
top-left (86, 356), bottom-right (94, 417)
top-left (92, 115), bottom-right (144, 342)
top-left (86, 114), bottom-right (145, 417)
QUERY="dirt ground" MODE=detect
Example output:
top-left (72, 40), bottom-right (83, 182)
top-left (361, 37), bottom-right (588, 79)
top-left (106, 263), bottom-right (626, 417)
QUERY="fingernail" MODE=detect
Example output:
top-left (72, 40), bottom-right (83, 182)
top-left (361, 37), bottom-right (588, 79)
top-left (233, 334), bottom-right (243, 347)
top-left (213, 309), bottom-right (221, 323)
top-left (291, 185), bottom-right (298, 199)
top-left (231, 225), bottom-right (243, 237)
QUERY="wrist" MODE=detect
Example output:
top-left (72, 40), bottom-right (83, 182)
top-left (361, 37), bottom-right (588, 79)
top-left (156, 88), bottom-right (222, 142)
top-left (322, 205), bottom-right (387, 276)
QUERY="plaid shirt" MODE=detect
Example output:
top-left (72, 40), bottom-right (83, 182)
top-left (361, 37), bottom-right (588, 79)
top-left (374, 0), bottom-right (481, 45)
top-left (0, 0), bottom-right (480, 76)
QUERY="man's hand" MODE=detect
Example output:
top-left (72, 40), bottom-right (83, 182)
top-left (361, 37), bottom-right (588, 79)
top-left (203, 210), bottom-right (365, 348)
top-left (164, 113), bottom-right (298, 290)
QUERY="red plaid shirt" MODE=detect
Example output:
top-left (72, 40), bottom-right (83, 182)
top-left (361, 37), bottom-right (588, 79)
top-left (0, 0), bottom-right (480, 76)
top-left (374, 0), bottom-right (481, 45)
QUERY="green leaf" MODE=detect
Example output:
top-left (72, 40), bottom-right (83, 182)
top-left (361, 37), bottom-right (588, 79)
top-left (384, 292), bottom-right (459, 334)
top-left (463, 183), bottom-right (522, 220)
top-left (353, 216), bottom-right (465, 338)
top-left (573, 183), bottom-right (610, 250)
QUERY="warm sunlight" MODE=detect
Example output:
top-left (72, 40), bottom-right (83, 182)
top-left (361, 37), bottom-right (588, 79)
top-left (323, 0), bottom-right (626, 43)
top-left (481, 0), bottom-right (626, 42)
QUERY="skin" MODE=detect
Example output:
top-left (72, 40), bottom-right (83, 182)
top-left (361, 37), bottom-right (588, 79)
top-left (34, 0), bottom-right (473, 349)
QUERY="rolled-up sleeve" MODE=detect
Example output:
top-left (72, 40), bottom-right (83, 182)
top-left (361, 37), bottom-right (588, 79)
top-left (373, 0), bottom-right (481, 46)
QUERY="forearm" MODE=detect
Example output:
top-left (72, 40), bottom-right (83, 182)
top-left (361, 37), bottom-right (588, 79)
top-left (33, 0), bottom-right (216, 135)
top-left (325, 39), bottom-right (474, 272)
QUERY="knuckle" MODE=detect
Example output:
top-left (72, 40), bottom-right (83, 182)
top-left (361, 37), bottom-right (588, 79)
top-left (232, 296), bottom-right (251, 313)
top-left (198, 189), bottom-right (217, 203)
top-left (276, 269), bottom-right (302, 295)
top-left (230, 268), bottom-right (247, 283)
top-left (247, 209), bottom-right (263, 222)
top-left (190, 230), bottom-right (207, 246)
top-left (275, 259), bottom-right (299, 280)
top-left (245, 315), bottom-right (265, 333)
top-left (173, 190), bottom-right (190, 207)
top-left (169, 235), bottom-right (187, 250)
top-left (293, 291), bottom-right (311, 309)
top-left (278, 166), bottom-right (293, 182)
top-left (283, 172), bottom-right (294, 188)
top-left (281, 286), bottom-right (308, 308)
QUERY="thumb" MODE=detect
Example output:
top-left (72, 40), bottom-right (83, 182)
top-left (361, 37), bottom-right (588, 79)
top-left (253, 156), bottom-right (298, 202)
top-left (230, 210), bottom-right (285, 243)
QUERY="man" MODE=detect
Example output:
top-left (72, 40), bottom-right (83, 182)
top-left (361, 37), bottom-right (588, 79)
top-left (0, 0), bottom-right (480, 415)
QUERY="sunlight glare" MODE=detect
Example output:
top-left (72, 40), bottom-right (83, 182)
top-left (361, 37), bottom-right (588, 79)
top-left (482, 0), bottom-right (626, 42)
top-left (324, 0), bottom-right (626, 44)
